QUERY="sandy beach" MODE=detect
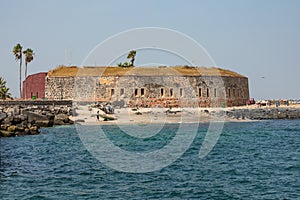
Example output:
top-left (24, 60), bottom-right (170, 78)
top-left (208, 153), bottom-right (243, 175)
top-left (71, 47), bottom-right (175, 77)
top-left (71, 105), bottom-right (256, 126)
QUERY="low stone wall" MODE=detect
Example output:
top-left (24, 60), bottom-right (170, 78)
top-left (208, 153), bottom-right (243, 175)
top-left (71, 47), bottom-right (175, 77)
top-left (224, 107), bottom-right (300, 120)
top-left (0, 100), bottom-right (72, 106)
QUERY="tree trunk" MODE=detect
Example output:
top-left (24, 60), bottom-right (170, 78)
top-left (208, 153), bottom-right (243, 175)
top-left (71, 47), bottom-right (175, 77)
top-left (19, 58), bottom-right (22, 98)
top-left (25, 62), bottom-right (27, 99)
top-left (25, 62), bottom-right (28, 79)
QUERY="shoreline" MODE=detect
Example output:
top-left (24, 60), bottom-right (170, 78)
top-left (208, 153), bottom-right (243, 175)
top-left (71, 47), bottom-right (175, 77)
top-left (71, 105), bottom-right (299, 126)
top-left (1, 102), bottom-right (300, 137)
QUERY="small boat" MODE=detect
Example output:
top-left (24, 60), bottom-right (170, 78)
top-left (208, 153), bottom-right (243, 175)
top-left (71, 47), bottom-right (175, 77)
top-left (99, 113), bottom-right (117, 121)
top-left (166, 108), bottom-right (182, 114)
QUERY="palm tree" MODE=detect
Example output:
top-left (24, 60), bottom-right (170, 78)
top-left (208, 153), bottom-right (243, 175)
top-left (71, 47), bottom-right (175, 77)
top-left (0, 77), bottom-right (11, 100)
top-left (23, 48), bottom-right (34, 79)
top-left (127, 50), bottom-right (136, 66)
top-left (13, 43), bottom-right (23, 97)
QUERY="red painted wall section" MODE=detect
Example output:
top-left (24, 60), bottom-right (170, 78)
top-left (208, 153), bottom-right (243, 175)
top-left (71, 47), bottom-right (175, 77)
top-left (22, 72), bottom-right (47, 99)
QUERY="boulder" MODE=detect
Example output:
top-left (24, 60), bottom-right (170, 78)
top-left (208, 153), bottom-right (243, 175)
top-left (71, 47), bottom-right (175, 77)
top-left (1, 124), bottom-right (8, 130)
top-left (53, 119), bottom-right (65, 125)
top-left (0, 130), bottom-right (15, 137)
top-left (24, 111), bottom-right (54, 127)
top-left (3, 116), bottom-right (13, 124)
top-left (24, 128), bottom-right (30, 135)
top-left (0, 104), bottom-right (74, 136)
top-left (16, 125), bottom-right (25, 132)
top-left (35, 120), bottom-right (51, 127)
top-left (13, 115), bottom-right (26, 124)
top-left (54, 114), bottom-right (73, 125)
top-left (0, 112), bottom-right (7, 121)
top-left (29, 126), bottom-right (39, 134)
top-left (7, 125), bottom-right (18, 132)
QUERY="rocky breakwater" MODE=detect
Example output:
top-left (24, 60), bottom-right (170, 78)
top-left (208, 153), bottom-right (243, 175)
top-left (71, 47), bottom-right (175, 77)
top-left (0, 104), bottom-right (74, 137)
top-left (0, 113), bottom-right (39, 137)
top-left (225, 107), bottom-right (300, 120)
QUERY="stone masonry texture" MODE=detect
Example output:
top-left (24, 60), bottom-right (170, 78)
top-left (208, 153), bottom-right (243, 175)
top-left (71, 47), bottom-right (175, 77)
top-left (44, 66), bottom-right (249, 108)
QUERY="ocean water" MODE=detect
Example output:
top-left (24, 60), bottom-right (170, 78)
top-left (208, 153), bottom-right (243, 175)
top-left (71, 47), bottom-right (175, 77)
top-left (1, 120), bottom-right (299, 199)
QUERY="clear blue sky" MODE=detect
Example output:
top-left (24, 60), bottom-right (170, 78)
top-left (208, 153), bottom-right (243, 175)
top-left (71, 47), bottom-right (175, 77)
top-left (1, 0), bottom-right (299, 99)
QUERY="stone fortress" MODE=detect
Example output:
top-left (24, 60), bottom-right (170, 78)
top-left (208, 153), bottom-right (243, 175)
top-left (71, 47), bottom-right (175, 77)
top-left (43, 66), bottom-right (249, 108)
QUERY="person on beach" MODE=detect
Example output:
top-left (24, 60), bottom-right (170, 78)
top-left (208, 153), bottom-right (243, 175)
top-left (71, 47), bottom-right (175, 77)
top-left (96, 110), bottom-right (100, 121)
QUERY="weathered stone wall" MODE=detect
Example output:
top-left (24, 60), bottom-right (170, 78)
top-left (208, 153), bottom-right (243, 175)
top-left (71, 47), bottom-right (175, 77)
top-left (107, 75), bottom-right (249, 107)
top-left (222, 76), bottom-right (249, 107)
top-left (45, 76), bottom-right (75, 100)
top-left (44, 74), bottom-right (249, 107)
top-left (0, 100), bottom-right (72, 106)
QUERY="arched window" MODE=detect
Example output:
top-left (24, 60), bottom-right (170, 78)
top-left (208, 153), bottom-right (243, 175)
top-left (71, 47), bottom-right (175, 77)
top-left (141, 88), bottom-right (145, 96)
top-left (160, 88), bottom-right (164, 97)
top-left (170, 88), bottom-right (174, 97)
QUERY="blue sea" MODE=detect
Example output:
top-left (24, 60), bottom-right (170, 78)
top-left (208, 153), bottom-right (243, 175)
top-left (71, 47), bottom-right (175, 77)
top-left (1, 120), bottom-right (299, 199)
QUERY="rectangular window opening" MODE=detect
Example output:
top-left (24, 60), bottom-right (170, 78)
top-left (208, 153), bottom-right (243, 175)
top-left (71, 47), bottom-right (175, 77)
top-left (120, 88), bottom-right (124, 96)
top-left (214, 88), bottom-right (217, 98)
top-left (141, 88), bottom-right (145, 96)
top-left (207, 88), bottom-right (209, 98)
top-left (111, 88), bottom-right (115, 96)
top-left (135, 88), bottom-right (138, 96)
top-left (199, 88), bottom-right (202, 97)
top-left (160, 88), bottom-right (164, 97)
top-left (170, 88), bottom-right (174, 97)
top-left (228, 88), bottom-right (231, 98)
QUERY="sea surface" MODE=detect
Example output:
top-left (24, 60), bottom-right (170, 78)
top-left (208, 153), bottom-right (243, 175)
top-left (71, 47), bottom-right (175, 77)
top-left (1, 120), bottom-right (299, 199)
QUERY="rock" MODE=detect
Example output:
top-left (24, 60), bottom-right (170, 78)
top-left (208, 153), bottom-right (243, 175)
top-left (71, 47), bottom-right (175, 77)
top-left (0, 130), bottom-right (15, 137)
top-left (1, 124), bottom-right (8, 130)
top-left (0, 112), bottom-right (7, 121)
top-left (0, 103), bottom-right (74, 137)
top-left (13, 115), bottom-right (25, 124)
top-left (16, 125), bottom-right (25, 132)
top-left (3, 116), bottom-right (13, 124)
top-left (47, 115), bottom-right (55, 127)
top-left (55, 113), bottom-right (69, 120)
top-left (54, 114), bottom-right (73, 125)
top-left (15, 131), bottom-right (24, 136)
top-left (6, 107), bottom-right (15, 116)
top-left (24, 111), bottom-right (54, 127)
top-left (35, 120), bottom-right (51, 127)
top-left (29, 126), bottom-right (39, 134)
top-left (54, 119), bottom-right (65, 125)
top-left (25, 111), bottom-right (48, 123)
top-left (24, 128), bottom-right (30, 135)
top-left (7, 125), bottom-right (18, 132)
